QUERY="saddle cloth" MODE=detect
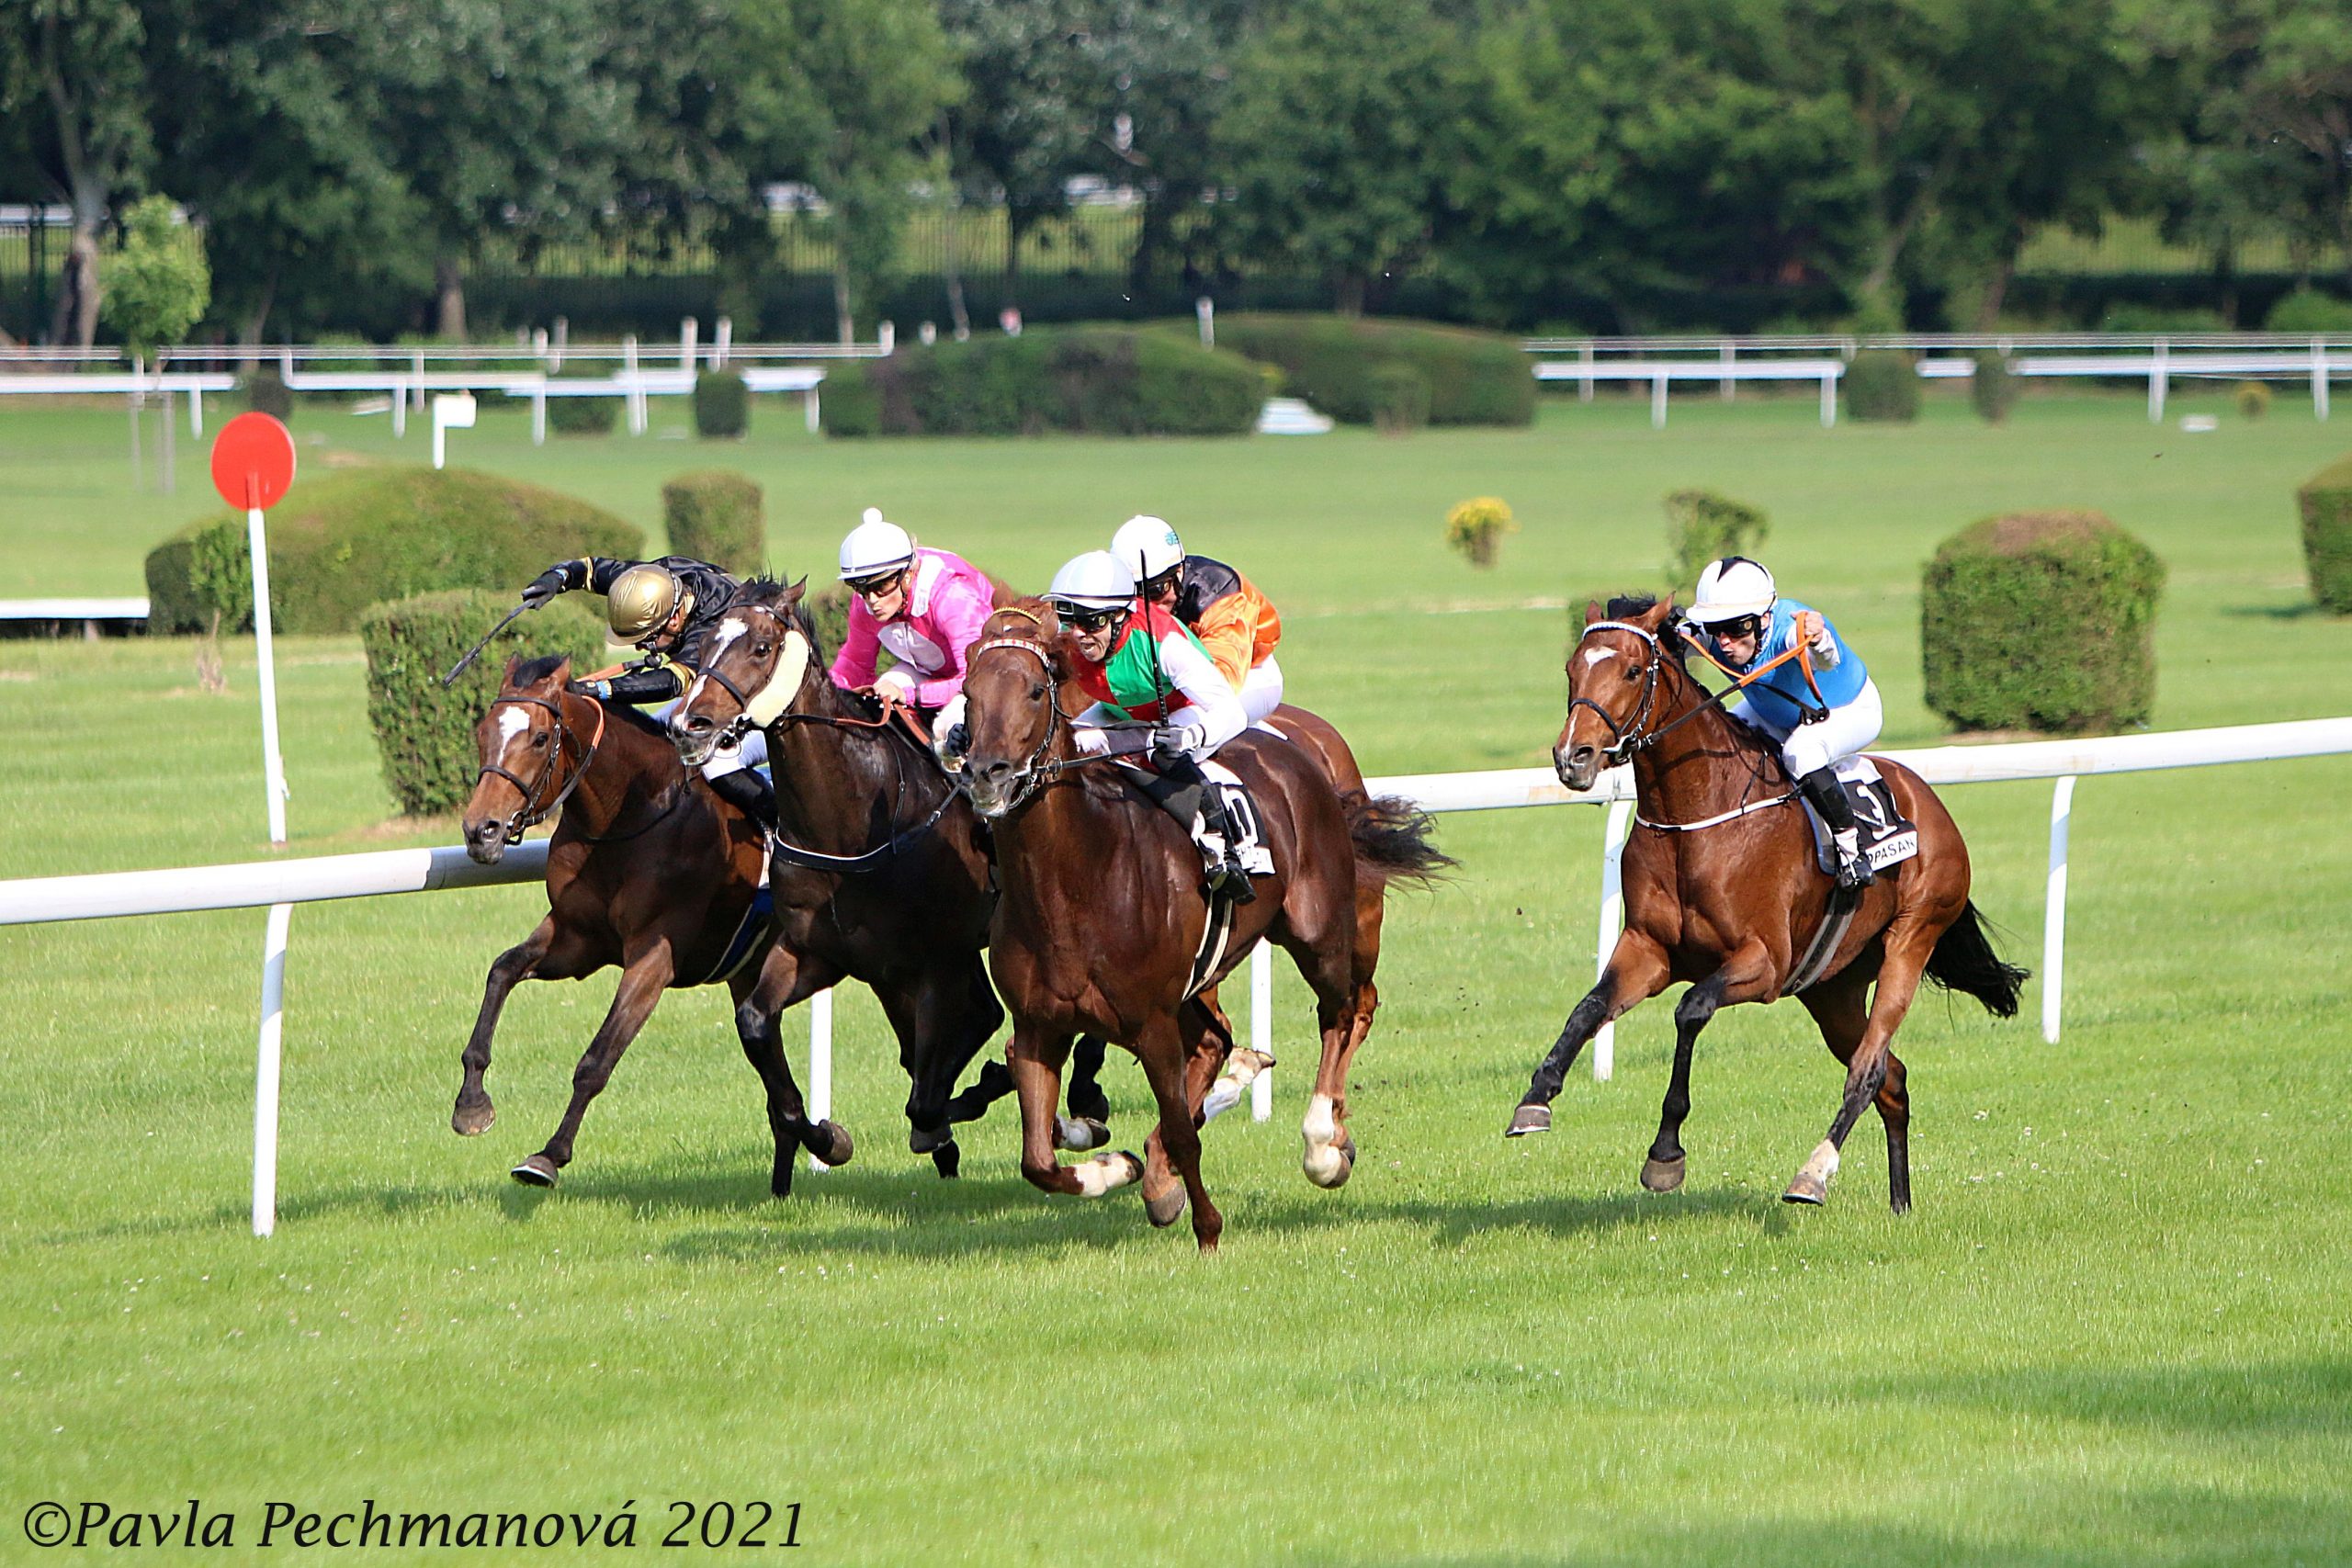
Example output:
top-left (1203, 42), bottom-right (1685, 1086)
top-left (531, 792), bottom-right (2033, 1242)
top-left (1800, 755), bottom-right (1919, 875)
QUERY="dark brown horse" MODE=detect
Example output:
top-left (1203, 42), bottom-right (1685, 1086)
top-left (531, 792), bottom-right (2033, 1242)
top-left (456, 654), bottom-right (853, 1193)
top-left (1507, 596), bottom-right (2027, 1211)
top-left (955, 604), bottom-right (1448, 1250)
top-left (666, 579), bottom-right (1069, 1173)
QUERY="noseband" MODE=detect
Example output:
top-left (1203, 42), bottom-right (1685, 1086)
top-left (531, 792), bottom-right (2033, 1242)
top-left (475, 694), bottom-right (605, 844)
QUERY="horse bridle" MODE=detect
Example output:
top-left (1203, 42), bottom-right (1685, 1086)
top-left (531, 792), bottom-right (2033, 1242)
top-left (475, 694), bottom-right (605, 845)
top-left (958, 631), bottom-right (1080, 816)
top-left (1566, 619), bottom-right (1670, 762)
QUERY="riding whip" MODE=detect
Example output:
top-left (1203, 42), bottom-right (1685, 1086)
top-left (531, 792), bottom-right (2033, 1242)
top-left (441, 601), bottom-right (534, 688)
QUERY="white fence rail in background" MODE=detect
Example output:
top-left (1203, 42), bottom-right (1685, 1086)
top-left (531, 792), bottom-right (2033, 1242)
top-left (2, 717), bottom-right (2346, 1235)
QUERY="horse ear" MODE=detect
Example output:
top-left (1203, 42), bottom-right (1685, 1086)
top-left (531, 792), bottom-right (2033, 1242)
top-left (1642, 596), bottom-right (1676, 629)
top-left (1584, 600), bottom-right (1605, 626)
top-left (782, 576), bottom-right (807, 608)
top-left (502, 653), bottom-right (522, 682)
top-left (549, 654), bottom-right (572, 683)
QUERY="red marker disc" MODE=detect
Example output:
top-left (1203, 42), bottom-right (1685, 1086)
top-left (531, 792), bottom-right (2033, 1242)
top-left (209, 412), bottom-right (298, 511)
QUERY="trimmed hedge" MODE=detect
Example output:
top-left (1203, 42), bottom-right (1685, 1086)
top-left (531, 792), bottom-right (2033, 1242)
top-left (1845, 350), bottom-right (1919, 423)
top-left (547, 363), bottom-right (616, 434)
top-left (1370, 363), bottom-right (1430, 434)
top-left (1208, 314), bottom-right (1534, 427)
top-left (2298, 456), bottom-right (2352, 614)
top-left (243, 369), bottom-right (293, 421)
top-left (2266, 288), bottom-right (2352, 334)
top-left (142, 466), bottom-right (643, 634)
top-left (360, 589), bottom-right (611, 817)
top-left (1971, 351), bottom-right (2017, 423)
top-left (694, 368), bottom-right (750, 437)
top-left (1922, 510), bottom-right (2165, 734)
top-left (663, 471), bottom-right (764, 576)
top-left (825, 325), bottom-right (1261, 437)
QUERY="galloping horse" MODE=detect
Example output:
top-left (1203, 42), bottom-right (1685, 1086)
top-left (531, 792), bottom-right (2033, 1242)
top-left (956, 604), bottom-right (1449, 1250)
top-left (666, 578), bottom-right (1083, 1172)
top-left (1507, 597), bottom-right (2027, 1211)
top-left (456, 654), bottom-right (853, 1194)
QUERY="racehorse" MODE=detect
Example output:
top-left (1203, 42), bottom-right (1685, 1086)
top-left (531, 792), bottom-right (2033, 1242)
top-left (1507, 596), bottom-right (2028, 1211)
top-left (456, 655), bottom-right (853, 1194)
top-left (954, 604), bottom-right (1449, 1251)
top-left (664, 578), bottom-right (1103, 1170)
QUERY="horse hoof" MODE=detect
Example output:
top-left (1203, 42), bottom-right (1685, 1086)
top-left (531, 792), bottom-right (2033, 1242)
top-left (1505, 1104), bottom-right (1552, 1137)
top-left (510, 1155), bottom-right (559, 1188)
top-left (1054, 1115), bottom-right (1111, 1152)
top-left (1781, 1177), bottom-right (1827, 1206)
top-left (451, 1099), bottom-right (494, 1136)
top-left (812, 1120), bottom-right (854, 1168)
top-left (909, 1123), bottom-right (947, 1156)
top-left (1145, 1185), bottom-right (1188, 1227)
top-left (1641, 1156), bottom-right (1686, 1193)
top-left (931, 1139), bottom-right (961, 1179)
top-left (1303, 1135), bottom-right (1355, 1190)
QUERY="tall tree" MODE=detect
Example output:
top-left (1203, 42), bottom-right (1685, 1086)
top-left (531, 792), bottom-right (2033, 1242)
top-left (936, 0), bottom-right (1096, 299)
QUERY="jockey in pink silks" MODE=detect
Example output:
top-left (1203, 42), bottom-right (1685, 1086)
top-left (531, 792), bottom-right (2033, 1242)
top-left (827, 508), bottom-right (997, 735)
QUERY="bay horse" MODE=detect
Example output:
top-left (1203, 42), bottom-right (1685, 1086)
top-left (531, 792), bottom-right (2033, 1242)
top-left (955, 604), bottom-right (1449, 1251)
top-left (665, 578), bottom-right (1085, 1172)
top-left (456, 654), bottom-right (853, 1194)
top-left (1506, 596), bottom-right (2027, 1211)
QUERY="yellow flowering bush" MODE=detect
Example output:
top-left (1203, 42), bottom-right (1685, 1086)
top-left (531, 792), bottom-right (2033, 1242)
top-left (1446, 496), bottom-right (1517, 569)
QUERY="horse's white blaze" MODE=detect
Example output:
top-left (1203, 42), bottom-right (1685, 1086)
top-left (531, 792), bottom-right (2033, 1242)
top-left (492, 705), bottom-right (532, 765)
top-left (1072, 1151), bottom-right (1138, 1197)
top-left (1581, 646), bottom-right (1615, 669)
top-left (743, 627), bottom-right (810, 728)
top-left (708, 615), bottom-right (750, 657)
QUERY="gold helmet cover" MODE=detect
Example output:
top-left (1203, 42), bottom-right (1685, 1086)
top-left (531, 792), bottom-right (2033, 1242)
top-left (607, 564), bottom-right (684, 642)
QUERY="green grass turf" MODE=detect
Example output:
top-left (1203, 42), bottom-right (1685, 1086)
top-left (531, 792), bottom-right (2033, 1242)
top-left (3, 392), bottom-right (2349, 1564)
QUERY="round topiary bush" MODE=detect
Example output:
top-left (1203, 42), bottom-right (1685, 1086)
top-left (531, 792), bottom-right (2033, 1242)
top-left (826, 325), bottom-right (1261, 437)
top-left (2234, 380), bottom-right (2272, 421)
top-left (1370, 363), bottom-right (1430, 434)
top-left (1922, 510), bottom-right (2165, 734)
top-left (242, 368), bottom-right (293, 422)
top-left (2297, 456), bottom-right (2352, 615)
top-left (141, 466), bottom-right (643, 635)
top-left (1846, 350), bottom-right (1919, 423)
top-left (1208, 314), bottom-right (1535, 427)
top-left (547, 363), bottom-right (617, 435)
top-left (1663, 488), bottom-right (1769, 596)
top-left (1971, 351), bottom-right (2017, 424)
top-left (662, 470), bottom-right (764, 575)
top-left (694, 368), bottom-right (750, 438)
top-left (2263, 288), bottom-right (2352, 334)
top-left (360, 589), bottom-right (611, 816)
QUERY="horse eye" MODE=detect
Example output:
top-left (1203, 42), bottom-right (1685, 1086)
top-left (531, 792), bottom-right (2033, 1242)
top-left (1621, 667), bottom-right (1636, 682)
top-left (531, 733), bottom-right (549, 749)
top-left (1030, 682), bottom-right (1046, 700)
top-left (752, 641), bottom-right (772, 658)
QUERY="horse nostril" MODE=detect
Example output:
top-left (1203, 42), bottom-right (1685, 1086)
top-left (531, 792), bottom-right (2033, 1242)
top-left (983, 760), bottom-right (1011, 781)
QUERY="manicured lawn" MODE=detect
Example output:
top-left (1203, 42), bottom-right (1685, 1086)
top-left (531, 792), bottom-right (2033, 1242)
top-left (2, 395), bottom-right (2348, 1564)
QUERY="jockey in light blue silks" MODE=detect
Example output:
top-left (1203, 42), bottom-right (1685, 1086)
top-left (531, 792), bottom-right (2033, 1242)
top-left (1683, 557), bottom-right (1884, 888)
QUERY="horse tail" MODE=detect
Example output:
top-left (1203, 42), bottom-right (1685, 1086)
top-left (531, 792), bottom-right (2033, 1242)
top-left (1924, 900), bottom-right (2030, 1019)
top-left (1342, 792), bottom-right (1455, 892)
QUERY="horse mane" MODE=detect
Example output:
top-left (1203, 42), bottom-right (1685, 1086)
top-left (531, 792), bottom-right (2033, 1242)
top-left (1600, 594), bottom-right (1690, 670)
top-left (510, 651), bottom-right (572, 688)
top-left (725, 574), bottom-right (825, 657)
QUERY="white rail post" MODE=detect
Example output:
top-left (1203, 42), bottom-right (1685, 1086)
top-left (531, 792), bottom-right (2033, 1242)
top-left (805, 387), bottom-right (820, 435)
top-left (806, 987), bottom-right (834, 1170)
top-left (1719, 342), bottom-right (1736, 401)
top-left (1250, 938), bottom-right (1273, 1122)
top-left (391, 373), bottom-right (407, 437)
top-left (713, 316), bottom-right (731, 368)
top-left (2148, 340), bottom-right (2167, 423)
top-left (1820, 369), bottom-right (1838, 428)
top-left (252, 901), bottom-right (292, 1236)
top-left (623, 335), bottom-right (646, 434)
top-left (2042, 774), bottom-right (2076, 1044)
top-left (1592, 797), bottom-right (1634, 1080)
top-left (1650, 373), bottom-right (1668, 431)
top-left (2314, 338), bottom-right (2331, 421)
top-left (530, 385), bottom-right (547, 446)
top-left (411, 348), bottom-right (425, 412)
top-left (680, 317), bottom-right (697, 370)
top-left (190, 387), bottom-right (205, 438)
top-left (247, 503), bottom-right (288, 846)
top-left (1579, 342), bottom-right (1594, 402)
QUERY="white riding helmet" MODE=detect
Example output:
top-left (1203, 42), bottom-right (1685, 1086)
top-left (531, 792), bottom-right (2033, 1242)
top-left (1047, 550), bottom-right (1137, 611)
top-left (839, 507), bottom-right (916, 582)
top-left (1111, 514), bottom-right (1183, 582)
top-left (1690, 557), bottom-right (1777, 625)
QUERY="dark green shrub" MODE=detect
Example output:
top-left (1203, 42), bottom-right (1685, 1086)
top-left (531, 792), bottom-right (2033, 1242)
top-left (827, 326), bottom-right (1261, 437)
top-left (360, 589), bottom-right (610, 816)
top-left (1845, 350), bottom-right (1919, 423)
top-left (1207, 314), bottom-right (1534, 426)
top-left (662, 470), bottom-right (764, 575)
top-left (141, 466), bottom-right (643, 635)
top-left (1971, 351), bottom-right (2017, 423)
top-left (547, 363), bottom-right (617, 435)
top-left (1370, 363), bottom-right (1431, 434)
top-left (1663, 490), bottom-right (1770, 595)
top-left (243, 369), bottom-right (293, 421)
top-left (805, 582), bottom-right (853, 654)
top-left (2234, 380), bottom-right (2272, 420)
top-left (2265, 288), bottom-right (2352, 334)
top-left (143, 533), bottom-right (209, 633)
top-left (2099, 303), bottom-right (2229, 334)
top-left (2297, 456), bottom-right (2352, 614)
top-left (1922, 510), bottom-right (2165, 733)
top-left (694, 369), bottom-right (750, 438)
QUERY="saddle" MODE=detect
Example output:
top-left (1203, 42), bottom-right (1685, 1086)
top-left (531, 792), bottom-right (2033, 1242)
top-left (1800, 755), bottom-right (1919, 876)
top-left (1115, 756), bottom-right (1274, 999)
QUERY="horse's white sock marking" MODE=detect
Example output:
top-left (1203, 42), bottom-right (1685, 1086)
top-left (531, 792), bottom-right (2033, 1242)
top-left (1302, 1094), bottom-right (1338, 1149)
top-left (1072, 1152), bottom-right (1137, 1196)
top-left (1802, 1138), bottom-right (1840, 1184)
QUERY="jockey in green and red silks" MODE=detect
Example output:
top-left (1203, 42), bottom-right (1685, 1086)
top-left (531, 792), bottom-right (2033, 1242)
top-left (1684, 556), bottom-right (1884, 890)
top-left (1046, 550), bottom-right (1267, 902)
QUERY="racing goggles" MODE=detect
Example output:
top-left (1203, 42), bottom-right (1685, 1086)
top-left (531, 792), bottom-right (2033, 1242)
top-left (1702, 612), bottom-right (1765, 642)
top-left (1053, 602), bottom-right (1126, 634)
top-left (846, 568), bottom-right (909, 600)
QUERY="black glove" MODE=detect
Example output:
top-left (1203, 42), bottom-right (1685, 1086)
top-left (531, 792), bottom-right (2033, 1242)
top-left (520, 567), bottom-right (570, 609)
top-left (942, 722), bottom-right (970, 761)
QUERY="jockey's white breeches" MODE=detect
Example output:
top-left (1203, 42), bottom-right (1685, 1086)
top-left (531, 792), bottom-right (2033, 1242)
top-left (652, 698), bottom-right (769, 780)
top-left (1737, 677), bottom-right (1883, 780)
top-left (1238, 655), bottom-right (1284, 726)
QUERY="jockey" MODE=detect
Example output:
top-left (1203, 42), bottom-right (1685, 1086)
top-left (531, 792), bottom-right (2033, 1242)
top-left (1683, 557), bottom-right (1883, 889)
top-left (1108, 514), bottom-right (1284, 723)
top-left (829, 508), bottom-right (996, 738)
top-left (519, 553), bottom-right (775, 829)
top-left (1047, 550), bottom-right (1269, 903)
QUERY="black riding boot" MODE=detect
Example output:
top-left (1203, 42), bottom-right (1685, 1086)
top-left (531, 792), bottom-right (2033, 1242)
top-left (1146, 757), bottom-right (1255, 905)
top-left (1798, 765), bottom-right (1873, 889)
top-left (708, 768), bottom-right (777, 832)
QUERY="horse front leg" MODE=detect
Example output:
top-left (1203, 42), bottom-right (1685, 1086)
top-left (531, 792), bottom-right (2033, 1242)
top-left (1011, 1025), bottom-right (1140, 1200)
top-left (732, 944), bottom-right (851, 1198)
top-left (1643, 941), bottom-right (1776, 1193)
top-left (1143, 1000), bottom-right (1231, 1227)
top-left (1508, 932), bottom-right (1671, 1136)
top-left (452, 919), bottom-right (555, 1135)
top-left (1135, 1010), bottom-right (1223, 1252)
top-left (512, 942), bottom-right (673, 1188)
top-left (1786, 925), bottom-right (1937, 1208)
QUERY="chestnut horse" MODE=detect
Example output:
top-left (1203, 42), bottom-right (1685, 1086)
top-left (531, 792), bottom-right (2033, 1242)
top-left (956, 605), bottom-right (1448, 1250)
top-left (1506, 596), bottom-right (2027, 1211)
top-left (456, 655), bottom-right (853, 1194)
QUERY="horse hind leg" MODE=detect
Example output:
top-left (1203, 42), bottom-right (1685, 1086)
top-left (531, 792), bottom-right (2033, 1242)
top-left (1787, 931), bottom-right (1933, 1209)
top-left (733, 948), bottom-right (851, 1198)
top-left (453, 919), bottom-right (555, 1135)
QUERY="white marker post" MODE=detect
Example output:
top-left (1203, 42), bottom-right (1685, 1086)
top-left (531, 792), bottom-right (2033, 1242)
top-left (431, 391), bottom-right (476, 470)
top-left (1250, 939), bottom-right (1273, 1121)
